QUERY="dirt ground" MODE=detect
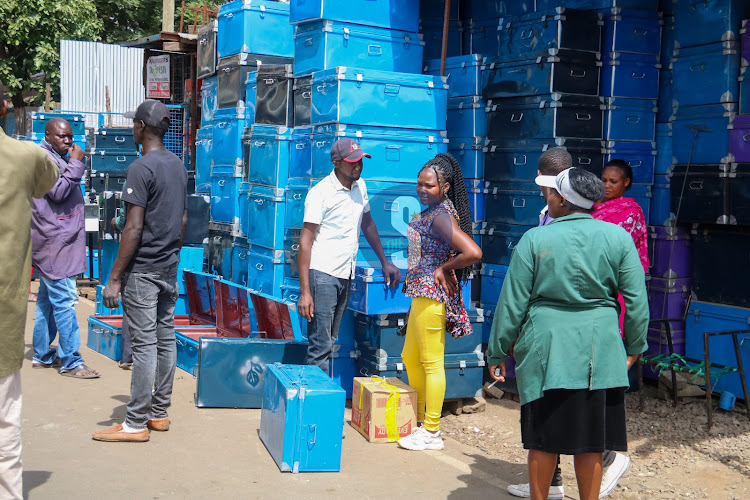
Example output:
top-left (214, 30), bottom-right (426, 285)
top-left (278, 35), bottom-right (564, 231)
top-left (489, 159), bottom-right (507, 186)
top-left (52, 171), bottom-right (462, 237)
top-left (18, 284), bottom-right (750, 499)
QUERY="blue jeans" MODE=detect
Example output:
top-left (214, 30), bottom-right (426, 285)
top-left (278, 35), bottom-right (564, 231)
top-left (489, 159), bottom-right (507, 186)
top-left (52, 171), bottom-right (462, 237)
top-left (121, 264), bottom-right (178, 430)
top-left (304, 269), bottom-right (350, 375)
top-left (32, 276), bottom-right (84, 371)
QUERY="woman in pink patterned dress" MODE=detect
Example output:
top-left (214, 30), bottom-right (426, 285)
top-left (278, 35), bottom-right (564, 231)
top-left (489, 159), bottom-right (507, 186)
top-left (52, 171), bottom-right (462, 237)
top-left (592, 159), bottom-right (650, 335)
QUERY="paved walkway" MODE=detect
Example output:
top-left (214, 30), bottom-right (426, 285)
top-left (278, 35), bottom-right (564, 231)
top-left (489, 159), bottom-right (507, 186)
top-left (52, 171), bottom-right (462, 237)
top-left (20, 294), bottom-right (517, 499)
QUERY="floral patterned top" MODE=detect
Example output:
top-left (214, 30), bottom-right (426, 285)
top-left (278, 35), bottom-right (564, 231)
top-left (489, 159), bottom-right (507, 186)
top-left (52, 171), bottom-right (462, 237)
top-left (403, 200), bottom-right (472, 339)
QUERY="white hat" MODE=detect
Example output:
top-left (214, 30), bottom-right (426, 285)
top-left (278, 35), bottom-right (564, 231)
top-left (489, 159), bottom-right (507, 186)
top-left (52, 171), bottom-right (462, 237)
top-left (535, 168), bottom-right (596, 210)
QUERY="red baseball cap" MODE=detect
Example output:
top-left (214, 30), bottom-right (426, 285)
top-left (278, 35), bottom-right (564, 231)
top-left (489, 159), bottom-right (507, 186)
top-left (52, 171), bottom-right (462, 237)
top-left (330, 138), bottom-right (372, 162)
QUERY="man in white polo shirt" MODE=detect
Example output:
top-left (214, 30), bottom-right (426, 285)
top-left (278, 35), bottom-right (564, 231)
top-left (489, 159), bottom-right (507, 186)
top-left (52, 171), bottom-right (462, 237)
top-left (298, 138), bottom-right (400, 374)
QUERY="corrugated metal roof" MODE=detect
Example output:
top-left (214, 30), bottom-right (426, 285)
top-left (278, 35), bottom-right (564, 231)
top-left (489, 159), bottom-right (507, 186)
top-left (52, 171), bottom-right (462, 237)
top-left (60, 40), bottom-right (145, 129)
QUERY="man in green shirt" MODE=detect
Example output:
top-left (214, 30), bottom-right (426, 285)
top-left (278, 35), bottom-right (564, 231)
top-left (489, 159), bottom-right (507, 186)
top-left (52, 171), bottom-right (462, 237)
top-left (0, 79), bottom-right (59, 500)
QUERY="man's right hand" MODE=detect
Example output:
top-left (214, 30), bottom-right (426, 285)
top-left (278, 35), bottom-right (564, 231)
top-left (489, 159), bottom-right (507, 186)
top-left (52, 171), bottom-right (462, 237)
top-left (110, 217), bottom-right (120, 233)
top-left (68, 144), bottom-right (84, 162)
top-left (298, 291), bottom-right (314, 321)
top-left (102, 279), bottom-right (122, 309)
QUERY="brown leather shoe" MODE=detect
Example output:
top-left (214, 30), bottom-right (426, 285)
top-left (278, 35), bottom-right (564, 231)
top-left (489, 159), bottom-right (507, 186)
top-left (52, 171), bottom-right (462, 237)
top-left (147, 418), bottom-right (170, 431)
top-left (92, 424), bottom-right (149, 442)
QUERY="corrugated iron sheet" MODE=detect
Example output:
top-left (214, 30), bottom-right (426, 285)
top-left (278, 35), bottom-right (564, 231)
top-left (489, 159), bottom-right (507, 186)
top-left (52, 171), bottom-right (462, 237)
top-left (60, 40), bottom-right (145, 129)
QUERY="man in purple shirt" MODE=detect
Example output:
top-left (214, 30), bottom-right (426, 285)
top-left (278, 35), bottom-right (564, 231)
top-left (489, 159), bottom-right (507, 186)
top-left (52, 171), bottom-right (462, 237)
top-left (30, 118), bottom-right (100, 379)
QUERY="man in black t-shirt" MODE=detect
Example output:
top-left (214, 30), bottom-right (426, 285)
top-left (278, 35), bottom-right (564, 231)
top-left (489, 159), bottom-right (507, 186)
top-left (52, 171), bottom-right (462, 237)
top-left (93, 100), bottom-right (187, 443)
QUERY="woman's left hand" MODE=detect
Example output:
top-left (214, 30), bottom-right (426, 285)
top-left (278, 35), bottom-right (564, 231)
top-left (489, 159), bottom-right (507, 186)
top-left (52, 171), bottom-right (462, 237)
top-left (626, 354), bottom-right (640, 370)
top-left (434, 266), bottom-right (457, 296)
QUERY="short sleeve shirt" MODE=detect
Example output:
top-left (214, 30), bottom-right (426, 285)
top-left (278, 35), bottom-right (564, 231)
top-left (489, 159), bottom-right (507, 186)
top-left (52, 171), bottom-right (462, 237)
top-left (121, 150), bottom-right (187, 272)
top-left (303, 170), bottom-right (369, 279)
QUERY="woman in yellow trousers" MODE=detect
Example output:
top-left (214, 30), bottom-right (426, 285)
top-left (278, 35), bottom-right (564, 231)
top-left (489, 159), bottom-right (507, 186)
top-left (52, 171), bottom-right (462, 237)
top-left (397, 154), bottom-right (482, 451)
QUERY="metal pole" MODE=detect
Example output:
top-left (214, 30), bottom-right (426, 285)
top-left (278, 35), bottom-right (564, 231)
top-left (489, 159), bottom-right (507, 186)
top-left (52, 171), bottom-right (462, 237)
top-left (440, 0), bottom-right (452, 76)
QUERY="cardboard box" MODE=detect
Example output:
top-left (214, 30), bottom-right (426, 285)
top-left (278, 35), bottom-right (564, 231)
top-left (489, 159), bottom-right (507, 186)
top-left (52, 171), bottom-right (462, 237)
top-left (351, 377), bottom-right (417, 443)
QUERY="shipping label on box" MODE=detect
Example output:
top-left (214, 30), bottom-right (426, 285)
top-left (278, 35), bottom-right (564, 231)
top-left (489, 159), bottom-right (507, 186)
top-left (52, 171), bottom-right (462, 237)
top-left (351, 377), bottom-right (417, 443)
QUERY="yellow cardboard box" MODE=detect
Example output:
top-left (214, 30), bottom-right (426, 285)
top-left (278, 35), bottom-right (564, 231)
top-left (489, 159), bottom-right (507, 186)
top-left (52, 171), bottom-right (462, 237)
top-left (351, 377), bottom-right (417, 443)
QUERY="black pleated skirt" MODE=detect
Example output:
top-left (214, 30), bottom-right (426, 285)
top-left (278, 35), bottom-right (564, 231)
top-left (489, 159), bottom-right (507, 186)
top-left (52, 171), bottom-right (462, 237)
top-left (520, 388), bottom-right (628, 455)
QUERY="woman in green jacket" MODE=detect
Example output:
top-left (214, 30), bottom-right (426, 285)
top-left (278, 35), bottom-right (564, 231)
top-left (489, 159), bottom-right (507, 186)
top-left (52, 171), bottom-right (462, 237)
top-left (487, 167), bottom-right (649, 500)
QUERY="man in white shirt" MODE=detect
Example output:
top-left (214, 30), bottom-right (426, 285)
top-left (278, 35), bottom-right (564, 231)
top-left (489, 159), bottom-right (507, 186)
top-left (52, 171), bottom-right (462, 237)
top-left (298, 138), bottom-right (400, 374)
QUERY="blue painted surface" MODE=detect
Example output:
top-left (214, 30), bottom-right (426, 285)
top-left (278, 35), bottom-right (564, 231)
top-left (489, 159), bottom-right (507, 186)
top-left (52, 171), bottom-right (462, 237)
top-left (483, 183), bottom-right (546, 226)
top-left (363, 181), bottom-right (424, 237)
top-left (196, 126), bottom-right (213, 194)
top-left (210, 175), bottom-right (242, 225)
top-left (290, 126), bottom-right (313, 179)
top-left (93, 128), bottom-right (136, 152)
top-left (478, 222), bottom-right (535, 266)
top-left (599, 7), bottom-right (662, 55)
top-left (310, 124), bottom-right (448, 182)
top-left (480, 263), bottom-right (509, 310)
top-left (601, 52), bottom-right (660, 99)
top-left (247, 246), bottom-right (286, 296)
top-left (348, 266), bottom-right (410, 315)
top-left (604, 140), bottom-right (656, 184)
top-left (32, 112), bottom-right (85, 135)
top-left (424, 54), bottom-right (484, 98)
top-left (89, 150), bottom-right (140, 173)
top-left (201, 75), bottom-right (218, 124)
top-left (245, 183), bottom-right (286, 250)
top-left (672, 43), bottom-right (742, 109)
top-left (450, 137), bottom-right (485, 179)
top-left (285, 180), bottom-right (311, 230)
top-left (672, 0), bottom-right (750, 49)
top-left (671, 106), bottom-right (735, 164)
top-left (260, 364), bottom-right (346, 472)
top-left (289, 0), bottom-right (419, 32)
top-left (212, 107), bottom-right (249, 172)
top-left (685, 301), bottom-right (750, 400)
top-left (447, 97), bottom-right (487, 138)
top-left (293, 20), bottom-right (423, 76)
top-left (217, 0), bottom-right (293, 58)
top-left (247, 124), bottom-right (293, 189)
top-left (311, 67), bottom-right (448, 130)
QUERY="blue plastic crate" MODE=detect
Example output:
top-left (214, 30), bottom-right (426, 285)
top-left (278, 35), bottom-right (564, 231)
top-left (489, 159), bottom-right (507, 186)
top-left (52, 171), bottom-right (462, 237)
top-left (247, 246), bottom-right (285, 296)
top-left (603, 141), bottom-right (656, 185)
top-left (604, 98), bottom-right (657, 142)
top-left (482, 53), bottom-right (602, 99)
top-left (192, 337), bottom-right (309, 406)
top-left (31, 112), bottom-right (85, 135)
top-left (293, 20), bottom-right (424, 76)
top-left (348, 265), bottom-right (410, 315)
top-left (685, 300), bottom-right (750, 400)
top-left (599, 7), bottom-right (662, 56)
top-left (290, 126), bottom-right (313, 179)
top-left (285, 180), bottom-right (311, 230)
top-left (671, 106), bottom-right (735, 164)
top-left (450, 137), bottom-right (485, 179)
top-left (601, 52), bottom-right (660, 99)
top-left (480, 263), bottom-right (509, 309)
top-left (672, 0), bottom-right (750, 49)
top-left (195, 126), bottom-right (213, 194)
top-left (247, 124), bottom-right (293, 189)
top-left (483, 183), bottom-right (546, 226)
top-left (260, 364), bottom-right (346, 472)
top-left (93, 128), bottom-right (137, 152)
top-left (89, 150), bottom-right (140, 173)
top-left (424, 54), bottom-right (484, 98)
top-left (478, 222), bottom-right (535, 266)
top-left (217, 0), bottom-right (293, 58)
top-left (232, 239), bottom-right (250, 286)
top-left (290, 0), bottom-right (419, 32)
top-left (212, 106), bottom-right (249, 173)
top-left (210, 175), bottom-right (242, 225)
top-left (201, 75), bottom-right (218, 124)
top-left (672, 43), bottom-right (742, 110)
top-left (246, 184), bottom-right (286, 250)
top-left (311, 67), bottom-right (448, 130)
top-left (655, 123), bottom-right (672, 174)
top-left (364, 181), bottom-right (424, 237)
top-left (447, 96), bottom-right (486, 138)
top-left (356, 351), bottom-right (486, 399)
top-left (310, 124), bottom-right (448, 182)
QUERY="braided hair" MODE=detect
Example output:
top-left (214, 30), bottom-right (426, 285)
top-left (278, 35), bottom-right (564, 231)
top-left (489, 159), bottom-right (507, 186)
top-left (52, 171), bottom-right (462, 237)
top-left (420, 153), bottom-right (474, 283)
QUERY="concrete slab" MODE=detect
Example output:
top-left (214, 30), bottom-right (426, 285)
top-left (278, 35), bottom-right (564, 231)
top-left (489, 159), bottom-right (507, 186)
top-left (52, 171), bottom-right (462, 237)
top-left (20, 294), bottom-right (515, 499)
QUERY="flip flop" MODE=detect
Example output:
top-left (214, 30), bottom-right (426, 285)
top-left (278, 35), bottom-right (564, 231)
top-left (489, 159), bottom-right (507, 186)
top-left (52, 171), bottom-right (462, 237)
top-left (32, 358), bottom-right (61, 369)
top-left (60, 363), bottom-right (101, 379)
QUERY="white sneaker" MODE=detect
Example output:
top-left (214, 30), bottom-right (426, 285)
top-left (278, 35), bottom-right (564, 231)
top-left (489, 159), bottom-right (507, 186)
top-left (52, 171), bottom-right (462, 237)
top-left (599, 452), bottom-right (630, 498)
top-left (397, 426), bottom-right (444, 451)
top-left (507, 483), bottom-right (564, 499)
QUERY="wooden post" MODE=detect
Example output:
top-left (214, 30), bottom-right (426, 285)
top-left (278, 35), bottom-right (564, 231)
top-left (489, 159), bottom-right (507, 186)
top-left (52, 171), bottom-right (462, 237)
top-left (45, 84), bottom-right (51, 112)
top-left (440, 0), bottom-right (451, 76)
top-left (105, 86), bottom-right (112, 128)
top-left (163, 0), bottom-right (175, 33)
top-left (179, 0), bottom-right (185, 33)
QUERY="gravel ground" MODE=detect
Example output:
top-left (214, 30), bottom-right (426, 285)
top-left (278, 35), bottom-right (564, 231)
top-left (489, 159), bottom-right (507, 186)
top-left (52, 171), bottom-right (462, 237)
top-left (441, 389), bottom-right (750, 499)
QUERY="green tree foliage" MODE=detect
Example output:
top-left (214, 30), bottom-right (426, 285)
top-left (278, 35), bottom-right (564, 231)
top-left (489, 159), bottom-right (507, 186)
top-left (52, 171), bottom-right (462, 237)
top-left (0, 0), bottom-right (103, 107)
top-left (96, 0), bottom-right (163, 43)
